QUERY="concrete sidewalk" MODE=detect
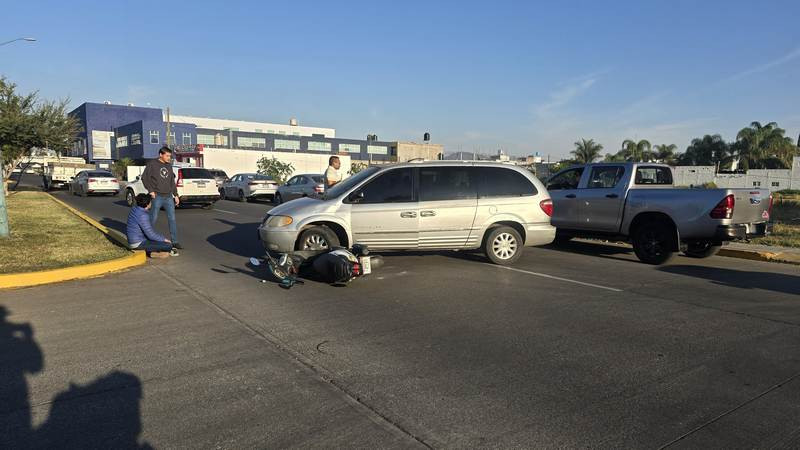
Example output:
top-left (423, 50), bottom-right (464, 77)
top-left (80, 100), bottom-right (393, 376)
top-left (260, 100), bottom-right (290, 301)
top-left (0, 265), bottom-right (421, 448)
top-left (721, 242), bottom-right (800, 265)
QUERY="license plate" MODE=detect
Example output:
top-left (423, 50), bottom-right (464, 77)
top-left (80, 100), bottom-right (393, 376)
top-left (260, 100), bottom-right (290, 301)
top-left (359, 256), bottom-right (372, 275)
top-left (196, 183), bottom-right (207, 188)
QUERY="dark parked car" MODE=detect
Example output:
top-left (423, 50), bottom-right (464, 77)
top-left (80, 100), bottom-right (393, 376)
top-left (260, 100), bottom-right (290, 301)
top-left (207, 169), bottom-right (229, 188)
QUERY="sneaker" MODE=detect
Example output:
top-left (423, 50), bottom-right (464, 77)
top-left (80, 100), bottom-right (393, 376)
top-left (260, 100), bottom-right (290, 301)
top-left (170, 249), bottom-right (180, 257)
top-left (172, 243), bottom-right (184, 250)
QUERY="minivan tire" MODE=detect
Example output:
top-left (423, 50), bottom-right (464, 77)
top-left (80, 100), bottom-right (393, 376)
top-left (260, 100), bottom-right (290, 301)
top-left (484, 226), bottom-right (523, 265)
top-left (684, 240), bottom-right (721, 258)
top-left (238, 190), bottom-right (246, 202)
top-left (297, 225), bottom-right (340, 251)
top-left (632, 221), bottom-right (676, 265)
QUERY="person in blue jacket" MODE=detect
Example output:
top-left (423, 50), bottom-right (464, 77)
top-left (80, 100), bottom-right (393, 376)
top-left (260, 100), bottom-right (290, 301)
top-left (126, 194), bottom-right (178, 257)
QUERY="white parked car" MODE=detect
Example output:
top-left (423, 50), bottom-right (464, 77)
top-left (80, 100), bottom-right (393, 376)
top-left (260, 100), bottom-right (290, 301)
top-left (69, 170), bottom-right (120, 196)
top-left (258, 161), bottom-right (555, 265)
top-left (125, 166), bottom-right (220, 209)
top-left (221, 173), bottom-right (279, 202)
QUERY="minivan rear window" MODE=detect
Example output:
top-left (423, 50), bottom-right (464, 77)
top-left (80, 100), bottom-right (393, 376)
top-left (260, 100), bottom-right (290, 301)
top-left (475, 167), bottom-right (537, 197)
top-left (420, 167), bottom-right (476, 201)
top-left (180, 168), bottom-right (214, 179)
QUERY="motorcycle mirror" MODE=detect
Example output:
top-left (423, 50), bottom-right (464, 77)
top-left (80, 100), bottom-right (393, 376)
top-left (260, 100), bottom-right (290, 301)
top-left (249, 257), bottom-right (261, 266)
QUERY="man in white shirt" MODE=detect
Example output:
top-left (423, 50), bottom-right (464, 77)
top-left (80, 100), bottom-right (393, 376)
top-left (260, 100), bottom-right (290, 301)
top-left (323, 156), bottom-right (342, 190)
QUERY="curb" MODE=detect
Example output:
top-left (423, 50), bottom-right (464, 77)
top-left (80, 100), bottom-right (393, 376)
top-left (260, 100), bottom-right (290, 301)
top-left (718, 248), bottom-right (800, 265)
top-left (0, 194), bottom-right (146, 289)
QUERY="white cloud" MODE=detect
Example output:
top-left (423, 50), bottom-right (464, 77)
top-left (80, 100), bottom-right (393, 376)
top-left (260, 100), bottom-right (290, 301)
top-left (534, 77), bottom-right (596, 118)
top-left (722, 47), bottom-right (800, 82)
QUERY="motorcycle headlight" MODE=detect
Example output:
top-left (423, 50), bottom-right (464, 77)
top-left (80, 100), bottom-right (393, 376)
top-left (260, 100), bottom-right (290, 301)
top-left (265, 215), bottom-right (293, 227)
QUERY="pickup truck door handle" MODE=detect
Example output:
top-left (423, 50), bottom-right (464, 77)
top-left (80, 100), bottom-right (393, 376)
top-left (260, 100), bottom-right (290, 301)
top-left (605, 194), bottom-right (619, 198)
top-left (420, 210), bottom-right (436, 217)
top-left (565, 194), bottom-right (577, 199)
top-left (400, 211), bottom-right (417, 218)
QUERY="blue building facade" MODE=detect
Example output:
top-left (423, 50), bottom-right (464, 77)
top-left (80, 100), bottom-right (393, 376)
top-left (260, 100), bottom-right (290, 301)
top-left (69, 103), bottom-right (165, 161)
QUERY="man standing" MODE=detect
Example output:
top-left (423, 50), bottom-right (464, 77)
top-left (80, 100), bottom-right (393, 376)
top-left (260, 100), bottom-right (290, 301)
top-left (142, 146), bottom-right (181, 249)
top-left (324, 155), bottom-right (342, 190)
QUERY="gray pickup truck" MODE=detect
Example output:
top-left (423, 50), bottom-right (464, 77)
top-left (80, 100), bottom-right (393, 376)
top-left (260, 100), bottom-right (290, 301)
top-left (546, 163), bottom-right (772, 264)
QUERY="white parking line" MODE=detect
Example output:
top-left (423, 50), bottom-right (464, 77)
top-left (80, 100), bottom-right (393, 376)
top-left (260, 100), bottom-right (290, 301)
top-left (489, 264), bottom-right (623, 292)
top-left (214, 209), bottom-right (239, 215)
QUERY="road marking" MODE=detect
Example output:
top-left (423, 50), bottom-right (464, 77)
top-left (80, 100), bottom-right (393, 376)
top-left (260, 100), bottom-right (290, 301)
top-left (214, 209), bottom-right (238, 215)
top-left (489, 264), bottom-right (623, 292)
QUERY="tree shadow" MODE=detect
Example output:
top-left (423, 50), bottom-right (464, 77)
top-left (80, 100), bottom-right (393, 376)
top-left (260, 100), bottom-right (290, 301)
top-left (0, 306), bottom-right (151, 449)
top-left (206, 219), bottom-right (261, 258)
top-left (659, 265), bottom-right (800, 296)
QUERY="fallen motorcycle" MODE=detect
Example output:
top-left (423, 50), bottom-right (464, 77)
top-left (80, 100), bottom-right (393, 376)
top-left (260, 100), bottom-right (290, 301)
top-left (249, 244), bottom-right (383, 288)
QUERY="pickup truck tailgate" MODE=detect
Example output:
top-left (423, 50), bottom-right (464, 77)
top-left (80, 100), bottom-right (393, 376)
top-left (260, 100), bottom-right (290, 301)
top-left (732, 189), bottom-right (771, 223)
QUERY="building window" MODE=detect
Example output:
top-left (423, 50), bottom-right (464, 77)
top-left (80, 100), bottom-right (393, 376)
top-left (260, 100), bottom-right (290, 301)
top-left (307, 141), bottom-right (331, 152)
top-left (238, 136), bottom-right (266, 148)
top-left (279, 131), bottom-right (286, 135)
top-left (197, 134), bottom-right (214, 145)
top-left (339, 143), bottom-right (362, 153)
top-left (771, 182), bottom-right (780, 187)
top-left (168, 131), bottom-right (175, 144)
top-left (753, 181), bottom-right (761, 187)
top-left (268, 130), bottom-right (275, 134)
top-left (292, 132), bottom-right (300, 136)
top-left (182, 132), bottom-right (192, 145)
top-left (149, 130), bottom-right (160, 144)
top-left (116, 135), bottom-right (128, 148)
top-left (255, 129), bottom-right (263, 133)
top-left (274, 139), bottom-right (300, 151)
top-left (367, 145), bottom-right (388, 155)
top-left (131, 133), bottom-right (142, 145)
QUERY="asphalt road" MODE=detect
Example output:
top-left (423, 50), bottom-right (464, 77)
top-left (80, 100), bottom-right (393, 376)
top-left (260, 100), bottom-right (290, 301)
top-left (14, 180), bottom-right (800, 447)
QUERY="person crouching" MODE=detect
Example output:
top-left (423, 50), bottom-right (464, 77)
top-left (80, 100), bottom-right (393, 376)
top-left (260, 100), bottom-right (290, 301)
top-left (126, 194), bottom-right (178, 258)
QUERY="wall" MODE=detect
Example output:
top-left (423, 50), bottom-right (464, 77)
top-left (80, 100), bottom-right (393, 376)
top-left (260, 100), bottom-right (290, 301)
top-left (69, 103), bottom-right (165, 162)
top-left (168, 114), bottom-right (335, 138)
top-left (114, 121), bottom-right (144, 160)
top-left (394, 142), bottom-right (444, 162)
top-left (202, 148), bottom-right (351, 180)
top-left (672, 156), bottom-right (800, 191)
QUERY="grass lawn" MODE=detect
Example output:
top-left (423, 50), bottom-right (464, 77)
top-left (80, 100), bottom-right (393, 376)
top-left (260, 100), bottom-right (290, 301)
top-left (0, 191), bottom-right (129, 274)
top-left (748, 200), bottom-right (800, 248)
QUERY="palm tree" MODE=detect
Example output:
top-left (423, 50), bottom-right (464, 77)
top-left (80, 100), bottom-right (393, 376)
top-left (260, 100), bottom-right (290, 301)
top-left (678, 134), bottom-right (730, 168)
top-left (620, 139), bottom-right (652, 162)
top-left (571, 138), bottom-right (603, 164)
top-left (653, 144), bottom-right (677, 165)
top-left (736, 121), bottom-right (795, 169)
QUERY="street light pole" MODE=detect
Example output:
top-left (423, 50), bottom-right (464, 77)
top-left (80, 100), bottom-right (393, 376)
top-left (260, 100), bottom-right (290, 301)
top-left (0, 37), bottom-right (36, 47)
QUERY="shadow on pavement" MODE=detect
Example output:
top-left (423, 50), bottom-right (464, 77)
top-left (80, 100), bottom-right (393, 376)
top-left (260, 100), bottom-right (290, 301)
top-left (659, 265), bottom-right (800, 296)
top-left (0, 306), bottom-right (151, 449)
top-left (100, 217), bottom-right (128, 235)
top-left (206, 218), bottom-right (261, 258)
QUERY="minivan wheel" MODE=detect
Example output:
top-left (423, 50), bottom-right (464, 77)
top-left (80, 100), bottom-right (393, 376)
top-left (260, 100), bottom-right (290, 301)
top-left (484, 226), bottom-right (523, 265)
top-left (125, 190), bottom-right (135, 206)
top-left (238, 190), bottom-right (246, 202)
top-left (684, 240), bottom-right (721, 258)
top-left (297, 225), bottom-right (340, 251)
top-left (632, 221), bottom-right (676, 265)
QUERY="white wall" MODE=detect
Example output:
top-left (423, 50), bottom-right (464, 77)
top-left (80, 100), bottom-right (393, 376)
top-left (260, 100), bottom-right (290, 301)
top-left (168, 114), bottom-right (335, 138)
top-left (203, 148), bottom-right (350, 179)
top-left (672, 156), bottom-right (800, 191)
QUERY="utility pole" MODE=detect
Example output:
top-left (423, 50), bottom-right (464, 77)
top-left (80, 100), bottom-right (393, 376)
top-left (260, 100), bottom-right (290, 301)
top-left (165, 107), bottom-right (172, 148)
top-left (0, 148), bottom-right (9, 238)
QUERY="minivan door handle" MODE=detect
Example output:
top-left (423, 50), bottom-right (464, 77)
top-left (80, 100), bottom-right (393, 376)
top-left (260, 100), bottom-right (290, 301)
top-left (605, 194), bottom-right (619, 198)
top-left (420, 210), bottom-right (436, 217)
top-left (400, 211), bottom-right (417, 218)
top-left (565, 194), bottom-right (577, 199)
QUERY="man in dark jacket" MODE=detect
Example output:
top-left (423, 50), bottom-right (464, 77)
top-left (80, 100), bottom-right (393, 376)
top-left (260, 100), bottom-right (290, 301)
top-left (126, 194), bottom-right (176, 257)
top-left (141, 146), bottom-right (181, 249)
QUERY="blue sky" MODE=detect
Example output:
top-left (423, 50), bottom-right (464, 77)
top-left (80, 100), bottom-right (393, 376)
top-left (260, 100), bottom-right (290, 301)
top-left (3, 0), bottom-right (799, 159)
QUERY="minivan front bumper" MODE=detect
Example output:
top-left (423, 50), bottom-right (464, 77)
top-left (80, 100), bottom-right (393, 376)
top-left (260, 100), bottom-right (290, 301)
top-left (258, 226), bottom-right (298, 253)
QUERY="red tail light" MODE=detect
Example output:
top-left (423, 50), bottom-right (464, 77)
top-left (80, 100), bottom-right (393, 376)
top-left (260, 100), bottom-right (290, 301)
top-left (176, 169), bottom-right (183, 187)
top-left (111, 178), bottom-right (117, 183)
top-left (248, 182), bottom-right (258, 186)
top-left (710, 194), bottom-right (735, 219)
top-left (88, 178), bottom-right (98, 183)
top-left (768, 194), bottom-right (774, 216)
top-left (539, 199), bottom-right (553, 217)
top-left (314, 185), bottom-right (324, 193)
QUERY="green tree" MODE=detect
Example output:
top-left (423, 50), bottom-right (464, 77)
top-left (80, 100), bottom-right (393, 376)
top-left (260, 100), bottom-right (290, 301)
top-left (349, 161), bottom-right (368, 175)
top-left (112, 157), bottom-right (134, 180)
top-left (620, 139), bottom-right (653, 162)
top-left (570, 138), bottom-right (603, 164)
top-left (0, 77), bottom-right (80, 192)
top-left (653, 144), bottom-right (678, 165)
top-left (256, 156), bottom-right (294, 184)
top-left (735, 121), bottom-right (797, 169)
top-left (677, 134), bottom-right (731, 168)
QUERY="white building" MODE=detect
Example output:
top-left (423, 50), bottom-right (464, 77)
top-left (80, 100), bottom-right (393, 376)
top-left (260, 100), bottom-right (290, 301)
top-left (167, 114), bottom-right (335, 138)
top-left (672, 156), bottom-right (800, 192)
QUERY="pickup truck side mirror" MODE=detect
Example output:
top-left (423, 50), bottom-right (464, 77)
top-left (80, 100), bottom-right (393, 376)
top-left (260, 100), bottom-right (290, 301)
top-left (348, 191), bottom-right (365, 203)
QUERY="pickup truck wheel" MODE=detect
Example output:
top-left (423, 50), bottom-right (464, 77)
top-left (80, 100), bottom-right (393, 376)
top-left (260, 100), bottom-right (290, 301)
top-left (125, 189), bottom-right (135, 207)
top-left (484, 226), bottom-right (523, 265)
top-left (553, 230), bottom-right (572, 245)
top-left (684, 240), bottom-right (721, 258)
top-left (632, 222), bottom-right (675, 265)
top-left (297, 225), bottom-right (340, 251)
top-left (238, 190), bottom-right (246, 202)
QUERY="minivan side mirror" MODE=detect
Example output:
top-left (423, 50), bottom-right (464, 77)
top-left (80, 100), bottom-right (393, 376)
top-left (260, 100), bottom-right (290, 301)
top-left (348, 191), bottom-right (365, 203)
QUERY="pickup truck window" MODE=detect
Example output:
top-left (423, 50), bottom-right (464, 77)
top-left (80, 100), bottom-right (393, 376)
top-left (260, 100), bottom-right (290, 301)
top-left (635, 166), bottom-right (672, 185)
top-left (587, 166), bottom-right (624, 189)
top-left (547, 168), bottom-right (583, 190)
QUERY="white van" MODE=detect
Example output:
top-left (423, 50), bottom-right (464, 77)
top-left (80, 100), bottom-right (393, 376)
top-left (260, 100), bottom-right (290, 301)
top-left (125, 166), bottom-right (221, 209)
top-left (258, 161), bottom-right (555, 265)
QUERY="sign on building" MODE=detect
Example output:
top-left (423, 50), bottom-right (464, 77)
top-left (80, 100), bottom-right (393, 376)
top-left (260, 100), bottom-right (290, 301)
top-left (91, 130), bottom-right (113, 160)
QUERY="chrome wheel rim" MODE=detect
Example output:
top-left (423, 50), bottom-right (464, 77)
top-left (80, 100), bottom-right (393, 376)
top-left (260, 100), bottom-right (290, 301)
top-left (492, 232), bottom-right (518, 260)
top-left (303, 234), bottom-right (329, 250)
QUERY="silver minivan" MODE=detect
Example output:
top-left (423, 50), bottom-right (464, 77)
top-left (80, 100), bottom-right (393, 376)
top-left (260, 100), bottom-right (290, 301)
top-left (258, 161), bottom-right (555, 264)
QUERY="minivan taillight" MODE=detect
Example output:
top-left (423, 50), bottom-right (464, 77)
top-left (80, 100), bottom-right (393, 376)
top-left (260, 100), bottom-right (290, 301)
top-left (710, 194), bottom-right (734, 219)
top-left (768, 194), bottom-right (774, 217)
top-left (176, 169), bottom-right (183, 187)
top-left (539, 199), bottom-right (553, 217)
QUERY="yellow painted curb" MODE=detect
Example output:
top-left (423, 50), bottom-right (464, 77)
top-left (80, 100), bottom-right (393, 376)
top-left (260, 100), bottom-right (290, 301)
top-left (718, 248), bottom-right (800, 265)
top-left (0, 194), bottom-right (146, 289)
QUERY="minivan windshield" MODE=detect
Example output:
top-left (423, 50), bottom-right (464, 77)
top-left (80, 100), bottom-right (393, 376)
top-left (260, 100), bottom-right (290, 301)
top-left (323, 166), bottom-right (380, 199)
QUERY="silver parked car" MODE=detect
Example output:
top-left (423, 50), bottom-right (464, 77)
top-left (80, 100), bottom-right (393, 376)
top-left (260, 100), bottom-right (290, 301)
top-left (275, 174), bottom-right (324, 204)
top-left (258, 161), bottom-right (555, 265)
top-left (221, 173), bottom-right (279, 202)
top-left (206, 169), bottom-right (229, 188)
top-left (69, 170), bottom-right (120, 196)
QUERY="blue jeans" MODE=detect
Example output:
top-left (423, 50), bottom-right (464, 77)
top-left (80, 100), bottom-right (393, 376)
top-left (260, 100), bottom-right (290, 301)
top-left (150, 195), bottom-right (178, 243)
top-left (135, 240), bottom-right (173, 253)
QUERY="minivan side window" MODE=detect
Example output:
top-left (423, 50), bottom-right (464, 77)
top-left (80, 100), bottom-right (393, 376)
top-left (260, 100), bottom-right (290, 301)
top-left (587, 166), bottom-right (625, 189)
top-left (352, 168), bottom-right (414, 204)
top-left (419, 167), bottom-right (477, 201)
top-left (547, 168), bottom-right (584, 190)
top-left (475, 167), bottom-right (537, 197)
top-left (635, 166), bottom-right (672, 185)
